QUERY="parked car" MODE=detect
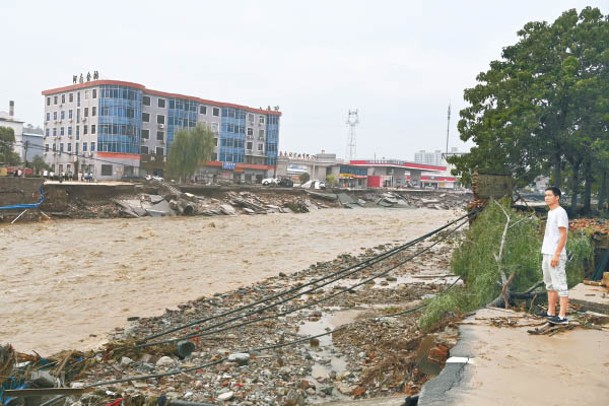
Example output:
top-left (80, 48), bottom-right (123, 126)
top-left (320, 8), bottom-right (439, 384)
top-left (278, 178), bottom-right (294, 187)
top-left (261, 177), bottom-right (279, 186)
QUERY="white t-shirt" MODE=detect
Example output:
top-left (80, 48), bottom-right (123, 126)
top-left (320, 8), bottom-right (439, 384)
top-left (541, 206), bottom-right (568, 255)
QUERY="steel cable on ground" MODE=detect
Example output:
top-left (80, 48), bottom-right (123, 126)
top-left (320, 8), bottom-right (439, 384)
top-left (140, 211), bottom-right (473, 343)
top-left (39, 239), bottom-right (470, 406)
top-left (142, 216), bottom-right (471, 347)
top-left (55, 212), bottom-right (473, 381)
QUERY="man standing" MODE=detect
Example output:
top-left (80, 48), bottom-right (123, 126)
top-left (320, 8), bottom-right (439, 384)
top-left (542, 187), bottom-right (569, 324)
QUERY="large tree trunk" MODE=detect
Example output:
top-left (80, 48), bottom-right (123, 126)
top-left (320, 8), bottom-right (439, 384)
top-left (570, 160), bottom-right (580, 213)
top-left (552, 150), bottom-right (562, 186)
top-left (582, 159), bottom-right (592, 214)
top-left (599, 169), bottom-right (608, 213)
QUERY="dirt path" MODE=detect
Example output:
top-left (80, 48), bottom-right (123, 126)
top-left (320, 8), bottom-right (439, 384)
top-left (1, 207), bottom-right (461, 356)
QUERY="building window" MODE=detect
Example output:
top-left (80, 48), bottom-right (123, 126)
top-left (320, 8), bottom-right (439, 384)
top-left (212, 107), bottom-right (220, 116)
top-left (68, 110), bottom-right (73, 119)
top-left (156, 131), bottom-right (164, 141)
top-left (158, 98), bottom-right (166, 108)
top-left (45, 129), bottom-right (49, 137)
top-left (76, 126), bottom-right (80, 139)
top-left (46, 112), bottom-right (50, 122)
top-left (61, 111), bottom-right (65, 120)
top-left (60, 143), bottom-right (64, 152)
top-left (156, 147), bottom-right (164, 156)
top-left (85, 90), bottom-right (89, 99)
top-left (200, 105), bottom-right (207, 115)
top-left (54, 96), bottom-right (58, 105)
top-left (91, 125), bottom-right (96, 134)
top-left (141, 145), bottom-right (149, 154)
top-left (142, 129), bottom-right (149, 139)
top-left (258, 129), bottom-right (265, 140)
top-left (101, 165), bottom-right (112, 176)
top-left (77, 109), bottom-right (80, 123)
top-left (143, 96), bottom-right (150, 106)
top-left (61, 94), bottom-right (65, 104)
top-left (157, 115), bottom-right (165, 124)
top-left (47, 97), bottom-right (50, 106)
top-left (248, 113), bottom-right (254, 123)
top-left (69, 93), bottom-right (73, 103)
top-left (84, 108), bottom-right (89, 117)
top-left (83, 142), bottom-right (87, 152)
top-left (257, 144), bottom-right (264, 151)
top-left (67, 143), bottom-right (72, 152)
top-left (92, 107), bottom-right (96, 116)
top-left (92, 89), bottom-right (97, 99)
top-left (259, 115), bottom-right (265, 124)
top-left (53, 111), bottom-right (57, 120)
top-left (60, 127), bottom-right (64, 136)
top-left (52, 143), bottom-right (56, 152)
top-left (83, 125), bottom-right (88, 135)
top-left (53, 128), bottom-right (57, 136)
top-left (214, 138), bottom-right (218, 146)
top-left (68, 127), bottom-right (72, 136)
top-left (75, 142), bottom-right (79, 153)
top-left (142, 112), bottom-right (150, 122)
top-left (91, 142), bottom-right (95, 151)
top-left (211, 123), bottom-right (219, 133)
top-left (246, 142), bottom-right (253, 150)
top-left (45, 144), bottom-right (49, 151)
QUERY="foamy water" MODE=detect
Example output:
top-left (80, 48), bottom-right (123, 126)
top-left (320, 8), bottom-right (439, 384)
top-left (0, 207), bottom-right (461, 356)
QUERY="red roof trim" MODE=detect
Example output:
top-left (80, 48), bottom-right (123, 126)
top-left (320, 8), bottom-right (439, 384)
top-left (96, 152), bottom-right (141, 160)
top-left (349, 160), bottom-right (445, 172)
top-left (41, 80), bottom-right (281, 116)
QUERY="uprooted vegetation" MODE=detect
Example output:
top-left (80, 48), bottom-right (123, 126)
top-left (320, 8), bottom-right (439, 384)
top-left (420, 200), bottom-right (594, 329)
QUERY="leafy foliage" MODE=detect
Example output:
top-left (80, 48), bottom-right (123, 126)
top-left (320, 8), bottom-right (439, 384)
top-left (450, 7), bottom-right (609, 211)
top-left (420, 201), bottom-right (591, 329)
top-left (0, 126), bottom-right (21, 165)
top-left (166, 124), bottom-right (214, 182)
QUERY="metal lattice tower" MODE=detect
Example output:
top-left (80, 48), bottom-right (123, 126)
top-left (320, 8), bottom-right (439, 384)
top-left (346, 109), bottom-right (359, 161)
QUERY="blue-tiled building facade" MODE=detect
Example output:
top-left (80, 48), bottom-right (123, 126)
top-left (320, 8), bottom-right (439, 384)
top-left (42, 79), bottom-right (281, 180)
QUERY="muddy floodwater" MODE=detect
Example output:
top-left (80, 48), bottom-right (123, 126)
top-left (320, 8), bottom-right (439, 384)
top-left (1, 207), bottom-right (461, 356)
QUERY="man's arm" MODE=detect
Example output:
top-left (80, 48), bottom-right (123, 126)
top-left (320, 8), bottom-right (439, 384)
top-left (551, 227), bottom-right (567, 267)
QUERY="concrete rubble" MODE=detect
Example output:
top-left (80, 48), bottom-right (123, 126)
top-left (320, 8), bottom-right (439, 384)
top-left (2, 241), bottom-right (463, 406)
top-left (27, 182), bottom-right (471, 221)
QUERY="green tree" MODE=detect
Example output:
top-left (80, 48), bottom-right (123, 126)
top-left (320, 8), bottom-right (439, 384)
top-left (31, 155), bottom-right (50, 175)
top-left (299, 172), bottom-right (310, 183)
top-left (0, 126), bottom-right (21, 165)
top-left (326, 174), bottom-right (337, 187)
top-left (166, 124), bottom-right (215, 182)
top-left (450, 7), bottom-right (609, 213)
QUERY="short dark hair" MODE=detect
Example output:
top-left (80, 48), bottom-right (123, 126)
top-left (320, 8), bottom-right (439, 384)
top-left (545, 186), bottom-right (561, 197)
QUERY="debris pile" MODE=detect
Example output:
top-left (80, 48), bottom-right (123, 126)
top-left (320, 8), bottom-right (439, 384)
top-left (42, 184), bottom-right (471, 221)
top-left (1, 242), bottom-right (462, 405)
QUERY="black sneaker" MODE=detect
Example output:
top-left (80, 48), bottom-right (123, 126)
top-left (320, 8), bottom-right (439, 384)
top-left (538, 310), bottom-right (555, 319)
top-left (548, 315), bottom-right (568, 325)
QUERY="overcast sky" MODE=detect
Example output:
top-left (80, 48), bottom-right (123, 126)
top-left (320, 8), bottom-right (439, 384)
top-left (0, 0), bottom-right (605, 161)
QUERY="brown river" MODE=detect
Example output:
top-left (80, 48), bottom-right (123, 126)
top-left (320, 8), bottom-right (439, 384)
top-left (1, 207), bottom-right (461, 356)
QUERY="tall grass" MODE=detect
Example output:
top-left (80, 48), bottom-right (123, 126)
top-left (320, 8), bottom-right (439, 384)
top-left (420, 200), bottom-right (592, 329)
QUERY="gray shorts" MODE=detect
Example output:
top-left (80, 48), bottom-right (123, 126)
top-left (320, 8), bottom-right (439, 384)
top-left (542, 254), bottom-right (568, 297)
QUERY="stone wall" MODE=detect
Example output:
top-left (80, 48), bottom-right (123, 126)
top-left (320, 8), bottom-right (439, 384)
top-left (0, 177), bottom-right (44, 206)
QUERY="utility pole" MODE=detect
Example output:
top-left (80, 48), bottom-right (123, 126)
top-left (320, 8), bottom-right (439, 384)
top-left (346, 109), bottom-right (359, 161)
top-left (445, 103), bottom-right (451, 155)
top-left (23, 140), bottom-right (29, 177)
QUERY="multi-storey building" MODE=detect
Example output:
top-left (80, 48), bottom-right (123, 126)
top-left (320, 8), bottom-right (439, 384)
top-left (41, 79), bottom-right (281, 181)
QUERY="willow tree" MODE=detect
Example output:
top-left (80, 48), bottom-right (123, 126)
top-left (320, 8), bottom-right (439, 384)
top-left (450, 7), bottom-right (609, 212)
top-left (166, 124), bottom-right (215, 182)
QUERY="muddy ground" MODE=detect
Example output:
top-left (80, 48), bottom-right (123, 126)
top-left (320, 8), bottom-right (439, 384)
top-left (2, 188), bottom-right (470, 405)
